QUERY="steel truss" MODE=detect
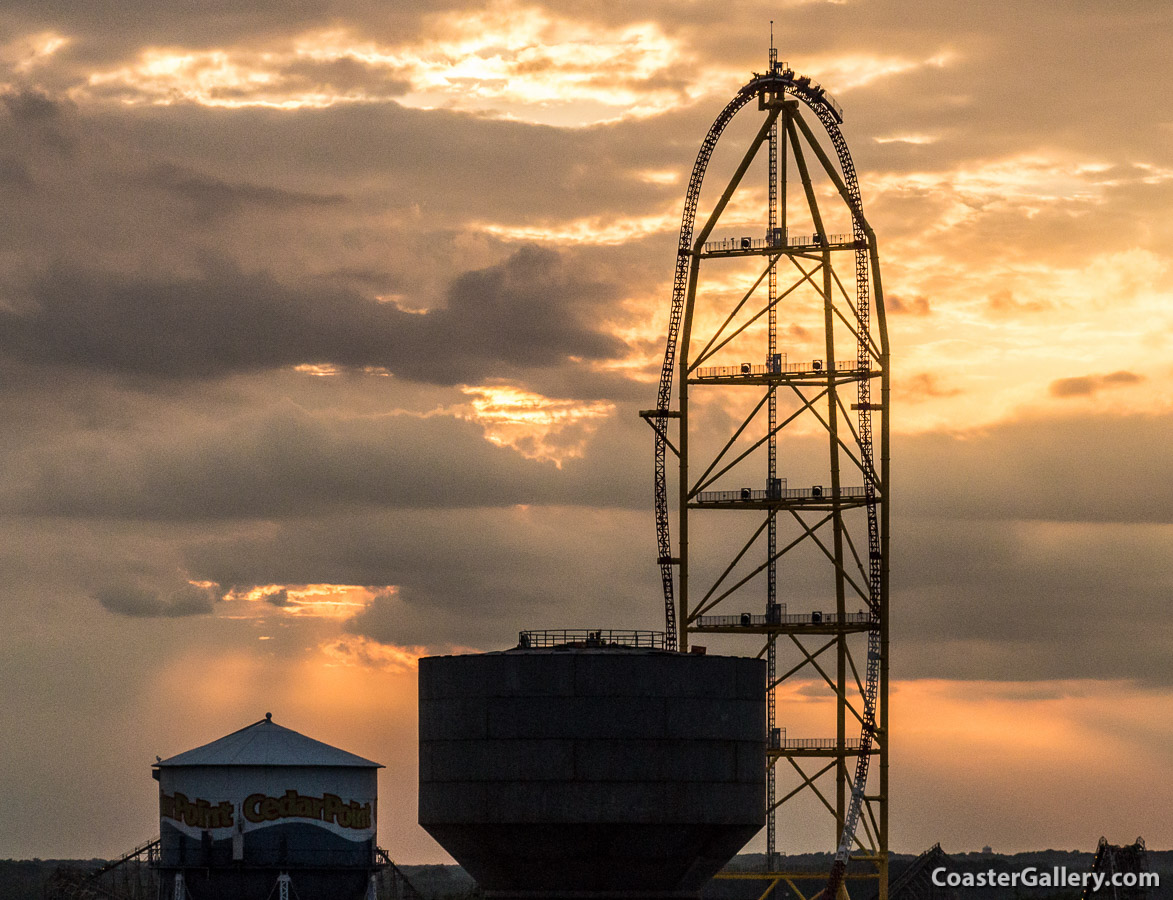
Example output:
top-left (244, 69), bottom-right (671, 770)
top-left (642, 58), bottom-right (889, 900)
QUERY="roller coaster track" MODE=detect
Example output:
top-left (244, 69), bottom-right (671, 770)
top-left (651, 66), bottom-right (883, 900)
top-left (1081, 837), bottom-right (1151, 900)
top-left (44, 838), bottom-right (159, 900)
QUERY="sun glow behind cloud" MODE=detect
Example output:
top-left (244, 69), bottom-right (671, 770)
top-left (2, 31), bottom-right (70, 74)
top-left (84, 45), bottom-right (384, 109)
top-left (475, 209), bottom-right (679, 245)
top-left (319, 635), bottom-right (431, 672)
top-left (217, 583), bottom-right (387, 619)
top-left (881, 247), bottom-right (1172, 431)
top-left (189, 583), bottom-right (474, 676)
top-left (361, 5), bottom-right (694, 123)
top-left (56, 18), bottom-right (961, 129)
top-left (873, 153), bottom-right (1126, 228)
top-left (874, 133), bottom-right (938, 145)
top-left (74, 5), bottom-right (706, 125)
top-left (799, 50), bottom-right (954, 92)
top-left (861, 145), bottom-right (1173, 430)
top-left (460, 385), bottom-right (615, 465)
top-left (735, 675), bottom-right (1173, 851)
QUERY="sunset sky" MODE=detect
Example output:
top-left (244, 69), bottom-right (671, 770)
top-left (0, 0), bottom-right (1170, 864)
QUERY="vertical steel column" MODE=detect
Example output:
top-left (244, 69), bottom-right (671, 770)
top-left (874, 241), bottom-right (891, 900)
top-left (678, 106), bottom-right (783, 652)
top-left (765, 83), bottom-right (779, 872)
top-left (787, 113), bottom-right (849, 838)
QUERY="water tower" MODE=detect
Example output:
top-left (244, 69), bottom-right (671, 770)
top-left (419, 636), bottom-right (766, 900)
top-left (154, 714), bottom-right (382, 900)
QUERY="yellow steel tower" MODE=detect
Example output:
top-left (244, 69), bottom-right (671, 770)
top-left (641, 50), bottom-right (889, 900)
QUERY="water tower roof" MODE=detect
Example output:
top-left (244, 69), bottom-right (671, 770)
top-left (154, 715), bottom-right (382, 768)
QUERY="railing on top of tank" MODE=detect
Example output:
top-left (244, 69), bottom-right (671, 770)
top-left (518, 629), bottom-right (671, 650)
top-left (695, 611), bottom-right (870, 628)
top-left (773, 736), bottom-right (863, 750)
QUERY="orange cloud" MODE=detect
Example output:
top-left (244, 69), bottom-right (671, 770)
top-left (901, 372), bottom-right (963, 402)
top-left (887, 293), bottom-right (932, 315)
top-left (319, 636), bottom-right (431, 673)
top-left (987, 289), bottom-right (1051, 315)
top-left (1049, 370), bottom-right (1144, 398)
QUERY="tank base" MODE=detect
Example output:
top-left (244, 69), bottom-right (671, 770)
top-left (156, 867), bottom-right (374, 900)
top-left (420, 649), bottom-right (766, 899)
top-left (487, 893), bottom-right (700, 900)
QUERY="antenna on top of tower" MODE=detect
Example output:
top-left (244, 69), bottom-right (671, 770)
top-left (768, 21), bottom-right (778, 70)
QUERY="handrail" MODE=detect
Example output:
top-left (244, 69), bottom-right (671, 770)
top-left (776, 737), bottom-right (863, 750)
top-left (693, 360), bottom-right (861, 378)
top-left (702, 232), bottom-right (854, 253)
top-left (517, 629), bottom-right (670, 650)
top-left (694, 486), bottom-right (866, 504)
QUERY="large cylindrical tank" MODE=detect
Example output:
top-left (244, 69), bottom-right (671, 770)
top-left (419, 647), bottom-right (766, 900)
top-left (154, 714), bottom-right (381, 900)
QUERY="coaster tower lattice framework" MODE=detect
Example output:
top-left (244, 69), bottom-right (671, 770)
top-left (641, 54), bottom-right (890, 900)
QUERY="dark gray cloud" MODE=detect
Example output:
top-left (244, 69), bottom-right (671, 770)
top-left (891, 515), bottom-right (1173, 685)
top-left (0, 1), bottom-right (460, 64)
top-left (177, 505), bottom-right (663, 647)
top-left (2, 88), bottom-right (62, 124)
top-left (95, 580), bottom-right (218, 617)
top-left (0, 88), bottom-right (78, 156)
top-left (263, 587), bottom-right (291, 607)
top-left (273, 57), bottom-right (411, 98)
top-left (155, 495), bottom-right (1171, 684)
top-left (0, 247), bottom-right (627, 384)
top-left (51, 405), bottom-right (1151, 677)
top-left (86, 101), bottom-right (680, 225)
top-left (138, 162), bottom-right (347, 221)
top-left (0, 156), bottom-right (33, 189)
top-left (4, 397), bottom-right (647, 520)
top-left (0, 89), bottom-right (683, 342)
top-left (899, 412), bottom-right (1173, 524)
